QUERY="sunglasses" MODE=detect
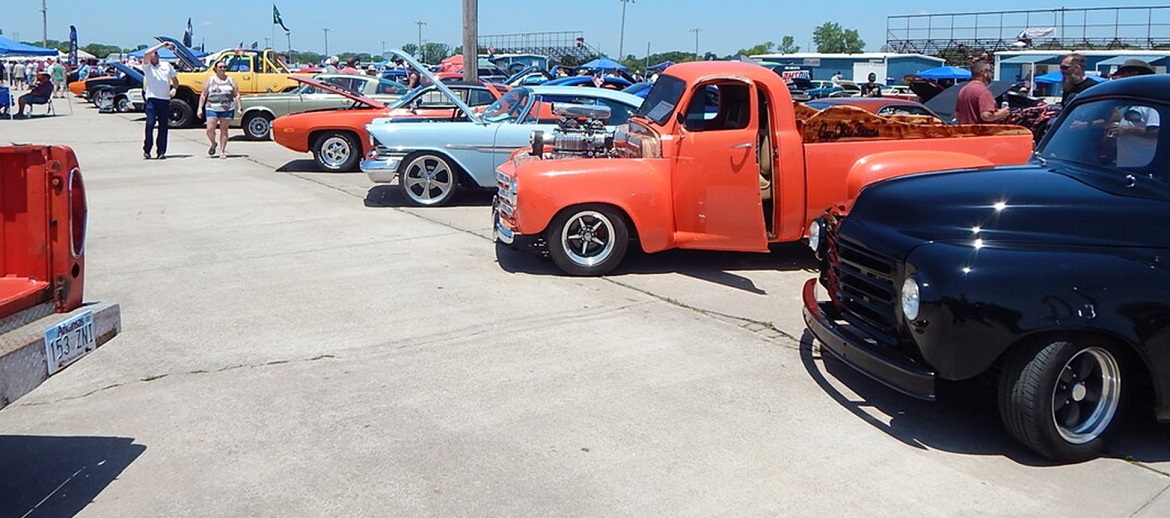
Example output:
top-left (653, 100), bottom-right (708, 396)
top-left (1059, 64), bottom-right (1078, 70)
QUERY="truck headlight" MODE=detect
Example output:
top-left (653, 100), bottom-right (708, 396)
top-left (807, 220), bottom-right (822, 253)
top-left (901, 277), bottom-right (920, 321)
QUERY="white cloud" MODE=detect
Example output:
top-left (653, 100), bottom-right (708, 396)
top-left (201, 21), bottom-right (214, 27)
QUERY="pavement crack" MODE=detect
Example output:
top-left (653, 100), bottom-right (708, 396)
top-left (13, 354), bottom-right (337, 407)
top-left (1129, 480), bottom-right (1170, 517)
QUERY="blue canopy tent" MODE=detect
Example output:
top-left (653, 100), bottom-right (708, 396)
top-left (916, 65), bottom-right (972, 81)
top-left (580, 57), bottom-right (628, 72)
top-left (1032, 71), bottom-right (1108, 84)
top-left (0, 36), bottom-right (58, 56)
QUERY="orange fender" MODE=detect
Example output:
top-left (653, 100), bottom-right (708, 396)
top-left (846, 151), bottom-right (996, 201)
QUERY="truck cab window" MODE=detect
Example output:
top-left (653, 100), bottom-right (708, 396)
top-left (685, 83), bottom-right (750, 131)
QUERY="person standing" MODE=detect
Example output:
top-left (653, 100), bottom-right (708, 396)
top-left (861, 72), bottom-right (882, 97)
top-left (47, 58), bottom-right (67, 98)
top-left (955, 60), bottom-right (1009, 124)
top-left (196, 62), bottom-right (241, 159)
top-left (1059, 53), bottom-right (1095, 106)
top-left (323, 56), bottom-right (340, 74)
top-left (12, 60), bottom-right (26, 89)
top-left (830, 71), bottom-right (843, 83)
top-left (142, 41), bottom-right (179, 159)
top-left (340, 57), bottom-right (360, 75)
top-left (1107, 59), bottom-right (1158, 168)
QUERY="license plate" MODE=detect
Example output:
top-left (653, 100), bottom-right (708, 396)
top-left (43, 311), bottom-right (96, 375)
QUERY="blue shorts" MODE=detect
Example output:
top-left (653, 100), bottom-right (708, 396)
top-left (205, 108), bottom-right (235, 119)
top-left (20, 94), bottom-right (49, 104)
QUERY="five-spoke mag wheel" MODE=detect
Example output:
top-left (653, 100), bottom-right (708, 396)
top-left (398, 153), bottom-right (458, 206)
top-left (547, 205), bottom-right (629, 276)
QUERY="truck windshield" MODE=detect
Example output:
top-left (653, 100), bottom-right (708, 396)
top-left (1039, 98), bottom-right (1168, 185)
top-left (635, 75), bottom-right (686, 125)
top-left (481, 88), bottom-right (532, 123)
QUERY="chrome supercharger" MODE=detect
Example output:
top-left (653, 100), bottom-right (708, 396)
top-left (529, 104), bottom-right (615, 160)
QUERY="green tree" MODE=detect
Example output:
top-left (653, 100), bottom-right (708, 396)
top-left (738, 41), bottom-right (776, 56)
top-left (777, 35), bottom-right (800, 54)
top-left (419, 42), bottom-right (451, 64)
top-left (812, 22), bottom-right (865, 53)
top-left (400, 43), bottom-right (418, 59)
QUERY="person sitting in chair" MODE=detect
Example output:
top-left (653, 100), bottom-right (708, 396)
top-left (14, 73), bottom-right (53, 118)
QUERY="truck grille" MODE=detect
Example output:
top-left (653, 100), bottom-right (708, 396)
top-left (825, 222), bottom-right (899, 340)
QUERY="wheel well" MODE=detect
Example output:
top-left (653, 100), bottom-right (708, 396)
top-left (175, 87), bottom-right (198, 105)
top-left (309, 129), bottom-right (361, 151)
top-left (244, 109), bottom-right (275, 120)
top-left (398, 150), bottom-right (473, 187)
top-left (993, 331), bottom-right (1155, 407)
top-left (548, 203), bottom-right (639, 242)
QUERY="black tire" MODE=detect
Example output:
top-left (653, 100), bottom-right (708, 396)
top-left (242, 111), bottom-right (274, 140)
top-left (312, 132), bottom-right (362, 172)
top-left (115, 95), bottom-right (132, 113)
top-left (998, 337), bottom-right (1125, 462)
top-left (169, 98), bottom-right (195, 128)
top-left (397, 152), bottom-right (459, 206)
top-left (92, 88), bottom-right (113, 107)
top-left (546, 205), bottom-right (629, 276)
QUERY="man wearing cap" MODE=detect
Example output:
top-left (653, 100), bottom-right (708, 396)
top-left (861, 72), bottom-right (882, 97)
top-left (1108, 59), bottom-right (1158, 167)
top-left (47, 58), bottom-right (67, 98)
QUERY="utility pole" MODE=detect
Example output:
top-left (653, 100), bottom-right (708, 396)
top-left (462, 0), bottom-right (477, 82)
top-left (381, 40), bottom-right (386, 57)
top-left (618, 0), bottom-right (634, 60)
top-left (689, 28), bottom-right (702, 60)
top-left (323, 28), bottom-right (330, 56)
top-left (41, 0), bottom-right (47, 48)
top-left (264, 37), bottom-right (271, 49)
top-left (415, 21), bottom-right (427, 60)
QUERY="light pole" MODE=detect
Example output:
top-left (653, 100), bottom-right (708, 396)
top-left (323, 28), bottom-right (330, 56)
top-left (41, 0), bottom-right (47, 48)
top-left (415, 21), bottom-right (427, 60)
top-left (689, 28), bottom-right (702, 60)
top-left (381, 40), bottom-right (386, 57)
top-left (618, 0), bottom-right (634, 60)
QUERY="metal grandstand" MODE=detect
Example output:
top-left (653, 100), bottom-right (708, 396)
top-left (477, 31), bottom-right (596, 64)
top-left (886, 6), bottom-right (1170, 55)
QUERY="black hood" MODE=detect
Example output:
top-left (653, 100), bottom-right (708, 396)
top-left (842, 164), bottom-right (1170, 258)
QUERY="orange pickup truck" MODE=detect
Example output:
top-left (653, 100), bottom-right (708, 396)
top-left (1, 145), bottom-right (120, 409)
top-left (493, 61), bottom-right (1035, 276)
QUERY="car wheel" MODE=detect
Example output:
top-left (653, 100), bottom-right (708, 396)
top-left (397, 152), bottom-right (458, 206)
top-left (998, 337), bottom-right (1124, 462)
top-left (546, 205), bottom-right (629, 276)
top-left (93, 89), bottom-right (113, 107)
top-left (169, 98), bottom-right (195, 128)
top-left (115, 95), bottom-right (132, 113)
top-left (312, 132), bottom-right (361, 172)
top-left (243, 112), bottom-right (274, 140)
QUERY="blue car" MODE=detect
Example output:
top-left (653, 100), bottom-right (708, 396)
top-left (805, 80), bottom-right (843, 99)
top-left (361, 51), bottom-right (644, 206)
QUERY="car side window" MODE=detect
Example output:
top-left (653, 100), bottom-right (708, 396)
top-left (685, 82), bottom-right (751, 131)
top-left (224, 55), bottom-right (253, 72)
top-left (469, 89), bottom-right (496, 106)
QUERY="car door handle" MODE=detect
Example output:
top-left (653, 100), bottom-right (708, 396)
top-left (731, 143), bottom-right (752, 149)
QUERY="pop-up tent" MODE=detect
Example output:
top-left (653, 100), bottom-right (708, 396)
top-left (916, 65), bottom-right (972, 81)
top-left (0, 36), bottom-right (58, 56)
top-left (647, 60), bottom-right (674, 72)
top-left (580, 57), bottom-right (628, 71)
top-left (127, 46), bottom-right (203, 60)
top-left (1032, 71), bottom-right (1108, 84)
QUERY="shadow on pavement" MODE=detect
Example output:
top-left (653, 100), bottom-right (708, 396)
top-left (798, 331), bottom-right (1170, 465)
top-left (0, 435), bottom-right (146, 517)
top-left (363, 185), bottom-right (494, 208)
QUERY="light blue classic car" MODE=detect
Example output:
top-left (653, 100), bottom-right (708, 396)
top-left (361, 52), bottom-right (643, 206)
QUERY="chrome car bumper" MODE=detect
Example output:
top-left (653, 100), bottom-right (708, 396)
top-left (360, 148), bottom-right (404, 184)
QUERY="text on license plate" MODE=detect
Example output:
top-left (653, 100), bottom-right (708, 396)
top-left (43, 311), bottom-right (96, 375)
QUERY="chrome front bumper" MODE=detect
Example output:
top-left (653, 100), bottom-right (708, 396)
top-left (360, 149), bottom-right (404, 184)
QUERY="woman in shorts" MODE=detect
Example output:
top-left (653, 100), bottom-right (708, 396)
top-left (197, 62), bottom-right (241, 159)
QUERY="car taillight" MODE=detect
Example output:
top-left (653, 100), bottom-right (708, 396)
top-left (69, 167), bottom-right (87, 258)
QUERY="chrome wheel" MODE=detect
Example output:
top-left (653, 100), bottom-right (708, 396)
top-left (399, 154), bottom-right (456, 206)
top-left (1051, 347), bottom-right (1121, 445)
top-left (559, 211), bottom-right (617, 268)
top-left (116, 96), bottom-right (132, 112)
top-left (313, 133), bottom-right (358, 171)
top-left (244, 113), bottom-right (272, 140)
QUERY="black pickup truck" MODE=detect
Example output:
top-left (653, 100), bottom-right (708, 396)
top-left (803, 75), bottom-right (1170, 462)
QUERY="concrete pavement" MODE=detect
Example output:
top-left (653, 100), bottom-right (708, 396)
top-left (0, 98), bottom-right (1167, 517)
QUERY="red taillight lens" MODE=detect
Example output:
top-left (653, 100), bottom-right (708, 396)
top-left (69, 168), bottom-right (87, 258)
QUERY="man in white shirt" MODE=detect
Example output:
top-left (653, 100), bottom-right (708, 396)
top-left (142, 41), bottom-right (179, 159)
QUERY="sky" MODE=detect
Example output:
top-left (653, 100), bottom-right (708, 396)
top-left (1, 0), bottom-right (1158, 59)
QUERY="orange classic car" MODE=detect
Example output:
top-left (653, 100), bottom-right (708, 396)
top-left (271, 80), bottom-right (506, 171)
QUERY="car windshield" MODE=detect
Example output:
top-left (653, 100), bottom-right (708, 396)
top-left (481, 87), bottom-right (532, 123)
top-left (635, 75), bottom-right (686, 125)
top-left (1039, 97), bottom-right (1168, 183)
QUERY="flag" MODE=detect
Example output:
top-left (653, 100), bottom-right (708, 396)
top-left (182, 18), bottom-right (193, 48)
top-left (250, 41), bottom-right (259, 50)
top-left (273, 5), bottom-right (290, 33)
top-left (68, 25), bottom-right (78, 66)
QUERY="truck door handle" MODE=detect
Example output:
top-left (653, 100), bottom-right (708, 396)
top-left (730, 143), bottom-right (752, 149)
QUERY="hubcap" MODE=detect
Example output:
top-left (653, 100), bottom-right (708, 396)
top-left (560, 211), bottom-right (615, 267)
top-left (1051, 346), bottom-right (1121, 444)
top-left (402, 156), bottom-right (454, 204)
top-left (319, 136), bottom-right (352, 168)
top-left (248, 117), bottom-right (270, 138)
